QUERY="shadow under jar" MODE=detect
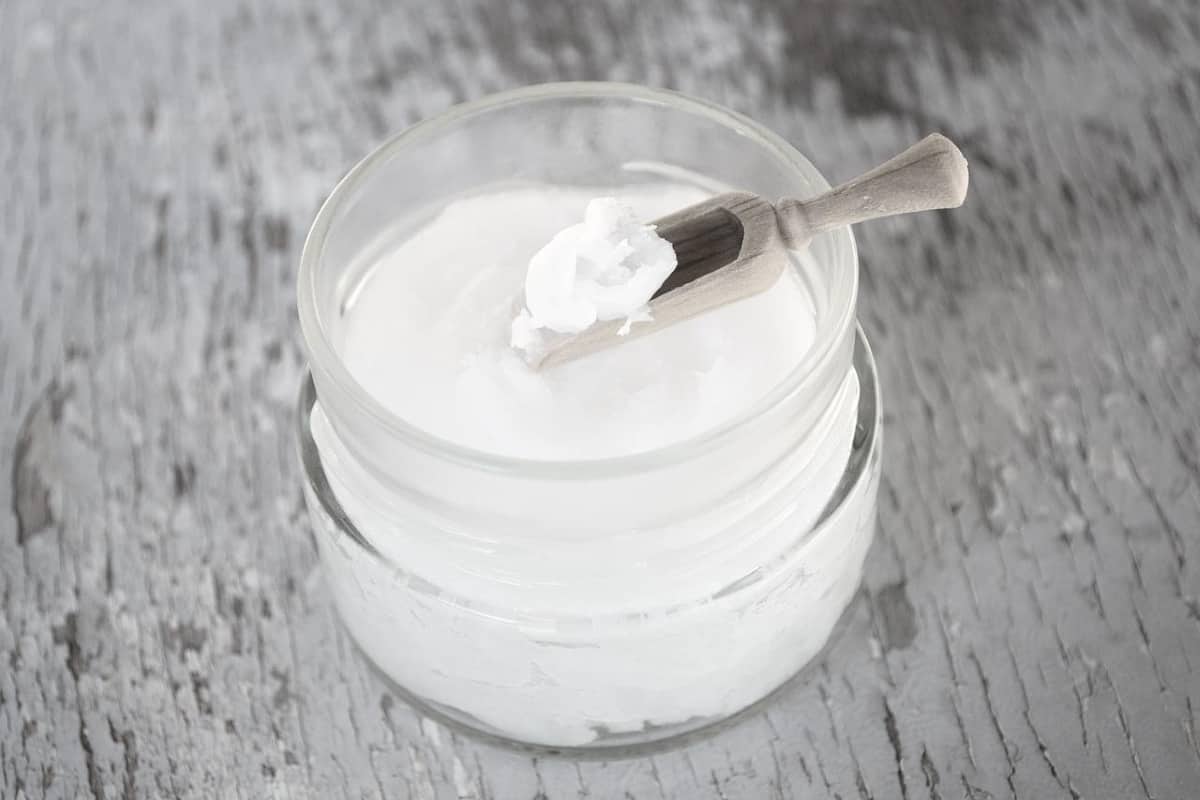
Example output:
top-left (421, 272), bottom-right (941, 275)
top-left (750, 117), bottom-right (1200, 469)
top-left (296, 83), bottom-right (882, 750)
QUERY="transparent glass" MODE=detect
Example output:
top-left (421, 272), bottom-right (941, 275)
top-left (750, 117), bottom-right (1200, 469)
top-left (296, 82), bottom-right (882, 749)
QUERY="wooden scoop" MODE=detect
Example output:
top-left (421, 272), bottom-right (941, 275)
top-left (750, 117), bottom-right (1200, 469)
top-left (535, 133), bottom-right (968, 369)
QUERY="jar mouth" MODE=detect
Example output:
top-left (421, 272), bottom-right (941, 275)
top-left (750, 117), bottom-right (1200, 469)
top-left (298, 81), bottom-right (859, 478)
top-left (297, 327), bottom-right (881, 621)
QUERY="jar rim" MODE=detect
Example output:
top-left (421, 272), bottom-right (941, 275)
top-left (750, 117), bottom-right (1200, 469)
top-left (297, 81), bottom-right (859, 478)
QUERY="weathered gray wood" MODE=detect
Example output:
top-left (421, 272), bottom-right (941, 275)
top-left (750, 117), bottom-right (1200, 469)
top-left (2, 0), bottom-right (1198, 798)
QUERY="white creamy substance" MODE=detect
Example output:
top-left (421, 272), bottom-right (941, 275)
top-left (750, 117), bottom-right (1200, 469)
top-left (308, 183), bottom-right (877, 746)
top-left (511, 196), bottom-right (676, 360)
top-left (329, 185), bottom-right (822, 460)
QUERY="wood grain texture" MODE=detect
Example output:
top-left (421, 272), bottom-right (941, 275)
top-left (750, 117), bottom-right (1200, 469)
top-left (776, 133), bottom-right (970, 244)
top-left (2, 0), bottom-right (1198, 798)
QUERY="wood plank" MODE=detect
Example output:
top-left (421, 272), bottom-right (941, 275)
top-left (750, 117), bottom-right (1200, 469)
top-left (2, 0), bottom-right (1198, 797)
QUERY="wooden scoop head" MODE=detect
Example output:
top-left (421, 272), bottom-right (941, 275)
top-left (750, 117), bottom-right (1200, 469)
top-left (533, 192), bottom-right (787, 368)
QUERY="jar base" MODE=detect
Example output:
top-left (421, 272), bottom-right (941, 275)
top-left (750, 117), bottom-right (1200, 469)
top-left (342, 587), bottom-right (871, 757)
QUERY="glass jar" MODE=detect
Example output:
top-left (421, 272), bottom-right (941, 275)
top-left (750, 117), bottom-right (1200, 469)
top-left (296, 82), bottom-right (882, 750)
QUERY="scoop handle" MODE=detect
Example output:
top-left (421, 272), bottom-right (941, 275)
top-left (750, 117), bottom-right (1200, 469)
top-left (776, 134), bottom-right (969, 244)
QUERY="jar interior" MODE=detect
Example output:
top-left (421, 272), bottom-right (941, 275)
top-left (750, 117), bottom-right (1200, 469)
top-left (308, 89), bottom-right (856, 428)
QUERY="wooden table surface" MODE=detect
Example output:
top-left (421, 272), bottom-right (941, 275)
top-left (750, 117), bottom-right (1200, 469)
top-left (3, 1), bottom-right (1199, 797)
